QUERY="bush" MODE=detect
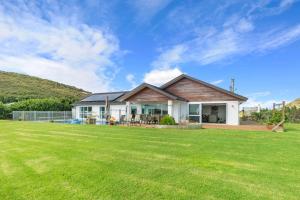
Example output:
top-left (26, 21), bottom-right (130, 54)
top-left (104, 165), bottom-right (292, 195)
top-left (268, 110), bottom-right (284, 125)
top-left (0, 102), bottom-right (11, 119)
top-left (160, 115), bottom-right (176, 125)
top-left (0, 98), bottom-right (74, 119)
top-left (10, 98), bottom-right (73, 111)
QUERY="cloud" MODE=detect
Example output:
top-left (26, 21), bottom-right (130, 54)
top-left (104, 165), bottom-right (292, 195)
top-left (241, 99), bottom-right (280, 109)
top-left (258, 24), bottom-right (300, 51)
top-left (151, 45), bottom-right (187, 68)
top-left (236, 19), bottom-right (254, 33)
top-left (152, 23), bottom-right (300, 67)
top-left (241, 91), bottom-right (289, 109)
top-left (211, 80), bottom-right (224, 85)
top-left (130, 0), bottom-right (173, 23)
top-left (0, 1), bottom-right (120, 92)
top-left (143, 67), bottom-right (183, 86)
top-left (248, 91), bottom-right (272, 98)
top-left (151, 1), bottom-right (300, 67)
top-left (126, 73), bottom-right (138, 89)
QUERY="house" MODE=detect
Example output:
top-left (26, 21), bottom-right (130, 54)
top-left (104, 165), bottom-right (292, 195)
top-left (73, 74), bottom-right (247, 125)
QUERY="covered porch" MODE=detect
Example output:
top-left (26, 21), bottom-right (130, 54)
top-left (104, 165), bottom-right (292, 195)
top-left (119, 82), bottom-right (187, 124)
top-left (125, 100), bottom-right (176, 124)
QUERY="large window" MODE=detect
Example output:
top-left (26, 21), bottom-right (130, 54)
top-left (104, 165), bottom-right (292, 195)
top-left (141, 104), bottom-right (168, 115)
top-left (189, 104), bottom-right (201, 123)
top-left (99, 106), bottom-right (105, 119)
top-left (80, 106), bottom-right (92, 119)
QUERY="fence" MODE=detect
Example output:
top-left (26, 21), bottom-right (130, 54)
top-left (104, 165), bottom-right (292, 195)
top-left (12, 111), bottom-right (73, 122)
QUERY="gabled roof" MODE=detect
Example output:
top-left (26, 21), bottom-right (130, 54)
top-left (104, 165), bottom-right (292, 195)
top-left (119, 83), bottom-right (187, 101)
top-left (161, 74), bottom-right (248, 101)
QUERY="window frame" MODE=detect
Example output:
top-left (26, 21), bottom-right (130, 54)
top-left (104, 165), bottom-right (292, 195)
top-left (188, 103), bottom-right (201, 123)
top-left (79, 106), bottom-right (92, 119)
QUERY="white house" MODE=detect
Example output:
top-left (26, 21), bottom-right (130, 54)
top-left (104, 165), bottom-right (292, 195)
top-left (73, 74), bottom-right (247, 125)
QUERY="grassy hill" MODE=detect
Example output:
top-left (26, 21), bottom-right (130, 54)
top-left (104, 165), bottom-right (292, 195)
top-left (0, 71), bottom-right (91, 103)
top-left (287, 98), bottom-right (300, 108)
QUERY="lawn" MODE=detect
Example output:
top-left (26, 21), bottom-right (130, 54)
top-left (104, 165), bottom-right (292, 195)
top-left (0, 121), bottom-right (299, 200)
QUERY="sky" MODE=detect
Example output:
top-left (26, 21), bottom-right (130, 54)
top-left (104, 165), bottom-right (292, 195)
top-left (0, 0), bottom-right (299, 108)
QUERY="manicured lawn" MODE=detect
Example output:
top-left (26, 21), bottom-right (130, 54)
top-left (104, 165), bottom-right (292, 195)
top-left (0, 121), bottom-right (299, 200)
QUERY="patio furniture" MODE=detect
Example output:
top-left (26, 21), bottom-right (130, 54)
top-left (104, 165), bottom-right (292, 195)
top-left (119, 115), bottom-right (126, 124)
top-left (134, 114), bottom-right (141, 124)
top-left (140, 114), bottom-right (146, 124)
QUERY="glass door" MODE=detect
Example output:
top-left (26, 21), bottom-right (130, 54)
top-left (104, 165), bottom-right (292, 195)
top-left (99, 106), bottom-right (105, 119)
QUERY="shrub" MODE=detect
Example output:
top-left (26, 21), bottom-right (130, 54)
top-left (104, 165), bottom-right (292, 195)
top-left (0, 102), bottom-right (11, 119)
top-left (160, 115), bottom-right (176, 125)
top-left (10, 98), bottom-right (73, 111)
top-left (268, 110), bottom-right (284, 125)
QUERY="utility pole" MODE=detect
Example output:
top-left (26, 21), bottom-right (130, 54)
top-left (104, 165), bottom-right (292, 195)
top-left (230, 79), bottom-right (235, 93)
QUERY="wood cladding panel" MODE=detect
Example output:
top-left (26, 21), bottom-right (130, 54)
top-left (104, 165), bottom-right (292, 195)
top-left (126, 88), bottom-right (169, 102)
top-left (165, 78), bottom-right (238, 101)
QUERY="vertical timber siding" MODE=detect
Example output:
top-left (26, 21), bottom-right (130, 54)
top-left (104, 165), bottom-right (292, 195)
top-left (126, 88), bottom-right (169, 102)
top-left (164, 78), bottom-right (239, 101)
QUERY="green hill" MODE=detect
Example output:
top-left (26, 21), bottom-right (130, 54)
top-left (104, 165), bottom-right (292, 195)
top-left (0, 71), bottom-right (91, 103)
top-left (287, 98), bottom-right (300, 108)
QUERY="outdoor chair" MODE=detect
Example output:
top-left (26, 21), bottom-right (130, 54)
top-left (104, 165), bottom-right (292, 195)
top-left (140, 114), bottom-right (146, 124)
top-left (134, 114), bottom-right (141, 125)
top-left (146, 115), bottom-right (152, 124)
top-left (119, 115), bottom-right (126, 124)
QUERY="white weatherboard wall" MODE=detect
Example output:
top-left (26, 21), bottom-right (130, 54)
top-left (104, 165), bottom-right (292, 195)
top-left (75, 104), bottom-right (126, 121)
top-left (172, 101), bottom-right (188, 123)
top-left (226, 101), bottom-right (240, 125)
top-left (110, 104), bottom-right (126, 121)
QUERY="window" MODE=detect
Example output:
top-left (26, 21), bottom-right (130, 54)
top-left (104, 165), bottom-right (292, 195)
top-left (189, 104), bottom-right (201, 123)
top-left (131, 105), bottom-right (137, 115)
top-left (79, 106), bottom-right (92, 118)
top-left (141, 104), bottom-right (168, 115)
top-left (99, 106), bottom-right (105, 119)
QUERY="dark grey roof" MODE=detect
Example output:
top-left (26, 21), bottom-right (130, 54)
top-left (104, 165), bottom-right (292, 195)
top-left (80, 91), bottom-right (128, 102)
top-left (73, 101), bottom-right (126, 106)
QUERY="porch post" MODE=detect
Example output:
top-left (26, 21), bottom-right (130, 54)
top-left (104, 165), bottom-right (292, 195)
top-left (137, 104), bottom-right (142, 114)
top-left (126, 101), bottom-right (130, 121)
top-left (168, 100), bottom-right (173, 117)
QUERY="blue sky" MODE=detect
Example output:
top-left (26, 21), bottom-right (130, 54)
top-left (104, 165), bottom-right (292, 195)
top-left (0, 0), bottom-right (299, 107)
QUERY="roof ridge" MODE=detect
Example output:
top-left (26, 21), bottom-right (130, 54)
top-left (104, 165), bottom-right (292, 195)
top-left (91, 91), bottom-right (129, 95)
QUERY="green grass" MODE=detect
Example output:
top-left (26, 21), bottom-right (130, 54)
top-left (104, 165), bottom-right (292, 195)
top-left (0, 121), bottom-right (299, 200)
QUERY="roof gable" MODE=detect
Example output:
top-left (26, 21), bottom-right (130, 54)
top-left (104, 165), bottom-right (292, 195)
top-left (161, 74), bottom-right (247, 101)
top-left (120, 83), bottom-right (186, 102)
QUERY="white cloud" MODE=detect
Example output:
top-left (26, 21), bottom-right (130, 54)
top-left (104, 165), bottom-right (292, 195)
top-left (248, 91), bottom-right (272, 98)
top-left (151, 45), bottom-right (187, 68)
top-left (241, 91), bottom-right (289, 109)
top-left (236, 19), bottom-right (254, 33)
top-left (241, 99), bottom-right (289, 109)
top-left (126, 73), bottom-right (138, 89)
top-left (130, 0), bottom-right (172, 23)
top-left (0, 2), bottom-right (120, 92)
top-left (151, 1), bottom-right (300, 67)
top-left (143, 67), bottom-right (183, 86)
top-left (211, 80), bottom-right (223, 85)
top-left (152, 23), bottom-right (300, 66)
top-left (258, 24), bottom-right (300, 51)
